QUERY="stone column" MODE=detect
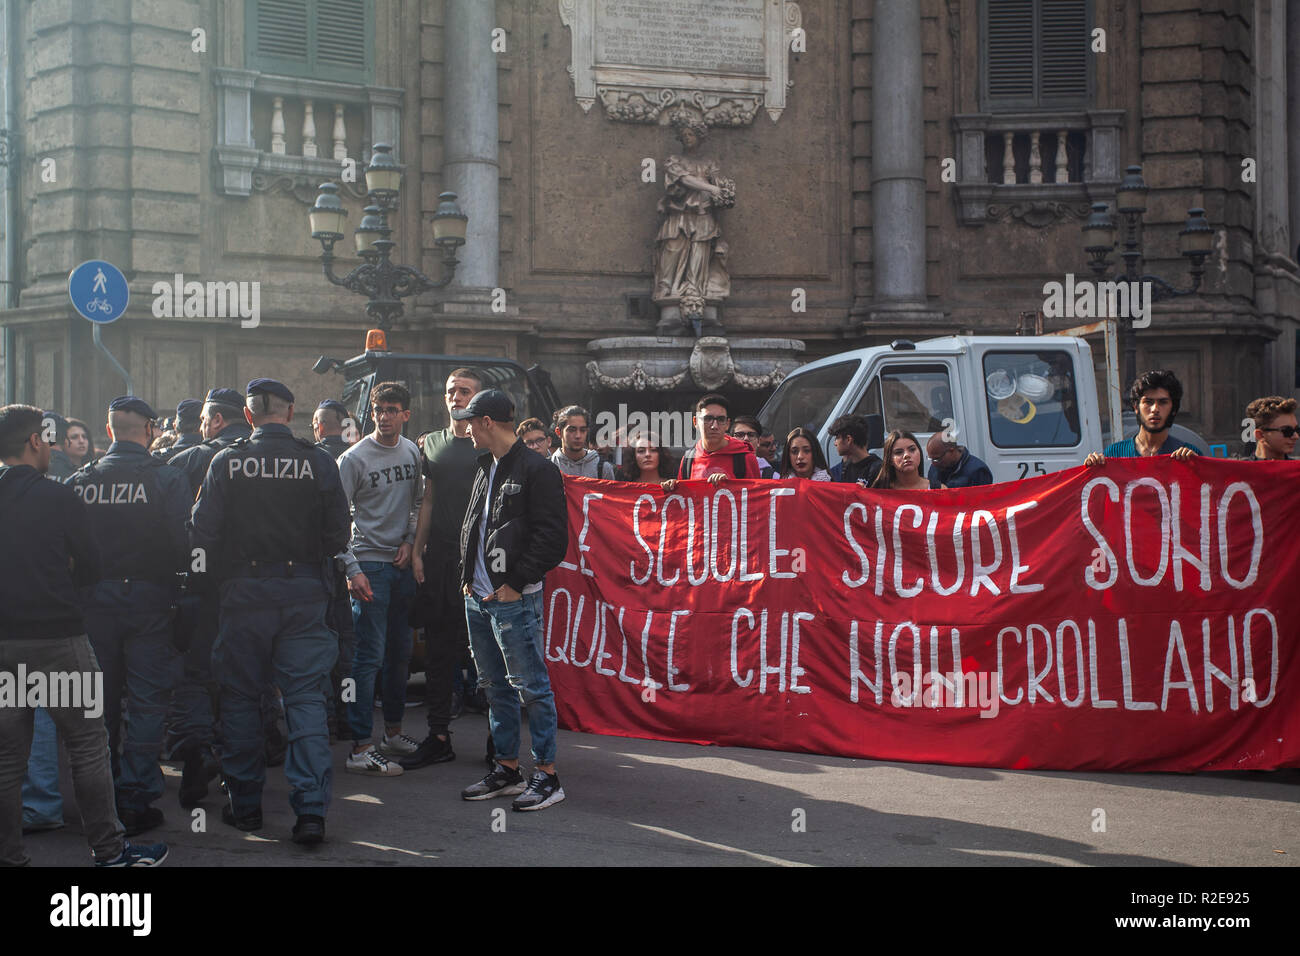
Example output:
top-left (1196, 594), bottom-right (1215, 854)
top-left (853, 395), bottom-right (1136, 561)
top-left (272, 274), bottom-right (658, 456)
top-left (869, 0), bottom-right (938, 323)
top-left (443, 0), bottom-right (499, 292)
top-left (1289, 0), bottom-right (1300, 260)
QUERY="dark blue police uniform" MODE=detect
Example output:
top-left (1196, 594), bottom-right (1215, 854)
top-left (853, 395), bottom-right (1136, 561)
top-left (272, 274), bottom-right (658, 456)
top-left (166, 388), bottom-right (253, 769)
top-left (189, 380), bottom-right (350, 836)
top-left (64, 397), bottom-right (190, 828)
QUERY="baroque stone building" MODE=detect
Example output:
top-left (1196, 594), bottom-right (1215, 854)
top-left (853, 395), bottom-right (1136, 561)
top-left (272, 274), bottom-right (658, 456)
top-left (0, 0), bottom-right (1296, 447)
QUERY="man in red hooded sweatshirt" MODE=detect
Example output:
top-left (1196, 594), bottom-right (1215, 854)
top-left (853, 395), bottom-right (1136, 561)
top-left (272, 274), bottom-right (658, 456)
top-left (665, 393), bottom-right (761, 488)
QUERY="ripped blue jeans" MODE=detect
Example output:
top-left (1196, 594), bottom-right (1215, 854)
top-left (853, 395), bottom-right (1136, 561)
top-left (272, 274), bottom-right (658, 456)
top-left (464, 590), bottom-right (556, 766)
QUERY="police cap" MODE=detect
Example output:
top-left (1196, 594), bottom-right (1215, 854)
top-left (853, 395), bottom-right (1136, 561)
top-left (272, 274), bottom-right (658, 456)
top-left (176, 398), bottom-right (202, 427)
top-left (205, 387), bottom-right (243, 408)
top-left (450, 388), bottom-right (514, 422)
top-left (247, 378), bottom-right (295, 404)
top-left (317, 399), bottom-right (349, 417)
top-left (108, 396), bottom-right (157, 419)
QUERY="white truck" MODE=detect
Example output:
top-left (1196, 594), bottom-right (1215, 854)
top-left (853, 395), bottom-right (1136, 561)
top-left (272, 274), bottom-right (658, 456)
top-left (757, 330), bottom-right (1207, 483)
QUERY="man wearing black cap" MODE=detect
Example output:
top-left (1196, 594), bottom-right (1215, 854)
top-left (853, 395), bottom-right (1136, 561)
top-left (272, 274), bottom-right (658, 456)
top-left (65, 397), bottom-right (191, 835)
top-left (166, 386), bottom-right (256, 804)
top-left (454, 389), bottom-right (569, 811)
top-left (189, 379), bottom-right (350, 844)
top-left (170, 387), bottom-right (253, 494)
top-left (312, 399), bottom-right (355, 460)
top-left (155, 399), bottom-right (203, 462)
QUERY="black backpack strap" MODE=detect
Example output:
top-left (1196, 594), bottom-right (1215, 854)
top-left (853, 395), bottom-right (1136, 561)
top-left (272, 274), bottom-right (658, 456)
top-left (733, 453), bottom-right (747, 479)
top-left (678, 450), bottom-right (695, 480)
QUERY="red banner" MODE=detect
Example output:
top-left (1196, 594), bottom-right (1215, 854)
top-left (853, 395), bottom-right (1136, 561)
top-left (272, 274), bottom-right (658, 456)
top-left (545, 460), bottom-right (1300, 772)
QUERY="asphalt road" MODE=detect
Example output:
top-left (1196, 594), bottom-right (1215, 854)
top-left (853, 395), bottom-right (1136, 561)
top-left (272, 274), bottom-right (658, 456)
top-left (18, 705), bottom-right (1299, 867)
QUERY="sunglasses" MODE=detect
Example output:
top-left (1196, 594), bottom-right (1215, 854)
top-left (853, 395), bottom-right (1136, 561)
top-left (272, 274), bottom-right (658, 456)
top-left (1261, 426), bottom-right (1300, 438)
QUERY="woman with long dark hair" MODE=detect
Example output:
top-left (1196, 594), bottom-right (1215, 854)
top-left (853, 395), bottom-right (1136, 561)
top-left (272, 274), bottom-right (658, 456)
top-left (872, 430), bottom-right (934, 490)
top-left (63, 418), bottom-right (94, 468)
top-left (779, 427), bottom-right (832, 481)
top-left (617, 432), bottom-right (677, 482)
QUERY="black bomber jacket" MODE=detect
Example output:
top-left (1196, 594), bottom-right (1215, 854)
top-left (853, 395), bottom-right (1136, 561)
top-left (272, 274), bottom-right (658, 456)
top-left (459, 439), bottom-right (569, 594)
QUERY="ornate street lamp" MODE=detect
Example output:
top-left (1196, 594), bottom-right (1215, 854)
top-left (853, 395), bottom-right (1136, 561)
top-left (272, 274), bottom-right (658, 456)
top-left (309, 143), bottom-right (467, 330)
top-left (1082, 164), bottom-right (1212, 388)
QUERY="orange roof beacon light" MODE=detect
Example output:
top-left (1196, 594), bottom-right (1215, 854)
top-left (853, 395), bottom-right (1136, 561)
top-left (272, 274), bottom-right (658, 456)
top-left (365, 329), bottom-right (387, 352)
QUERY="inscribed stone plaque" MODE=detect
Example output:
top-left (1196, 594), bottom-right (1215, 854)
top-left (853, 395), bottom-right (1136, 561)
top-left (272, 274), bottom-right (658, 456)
top-left (559, 0), bottom-right (801, 126)
top-left (594, 0), bottom-right (766, 74)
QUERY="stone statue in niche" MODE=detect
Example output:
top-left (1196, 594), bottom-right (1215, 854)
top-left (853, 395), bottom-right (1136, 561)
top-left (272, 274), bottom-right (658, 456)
top-left (652, 110), bottom-right (735, 336)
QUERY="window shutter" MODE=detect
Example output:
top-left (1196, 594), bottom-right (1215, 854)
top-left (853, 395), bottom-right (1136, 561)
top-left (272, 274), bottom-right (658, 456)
top-left (247, 0), bottom-right (372, 83)
top-left (983, 0), bottom-right (1090, 110)
top-left (317, 0), bottom-right (368, 74)
top-left (1039, 0), bottom-right (1089, 103)
top-left (986, 0), bottom-right (1035, 103)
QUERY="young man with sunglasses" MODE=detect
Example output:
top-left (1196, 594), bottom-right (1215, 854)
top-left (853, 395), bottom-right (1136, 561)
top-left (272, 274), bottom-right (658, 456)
top-left (337, 382), bottom-right (423, 776)
top-left (1240, 396), bottom-right (1297, 460)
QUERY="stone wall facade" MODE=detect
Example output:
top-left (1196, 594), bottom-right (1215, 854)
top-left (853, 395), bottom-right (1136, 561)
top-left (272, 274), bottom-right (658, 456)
top-left (0, 0), bottom-right (1295, 449)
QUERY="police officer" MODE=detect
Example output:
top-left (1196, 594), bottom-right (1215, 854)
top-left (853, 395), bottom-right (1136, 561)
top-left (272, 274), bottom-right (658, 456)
top-left (65, 397), bottom-right (190, 836)
top-left (166, 387), bottom-right (260, 796)
top-left (312, 399), bottom-right (355, 460)
top-left (155, 399), bottom-right (203, 462)
top-left (313, 398), bottom-right (356, 742)
top-left (188, 379), bottom-right (350, 845)
top-left (169, 388), bottom-right (251, 493)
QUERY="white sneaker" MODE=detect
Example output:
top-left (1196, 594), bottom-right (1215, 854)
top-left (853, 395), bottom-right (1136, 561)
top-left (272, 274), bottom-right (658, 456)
top-left (346, 747), bottom-right (405, 776)
top-left (378, 732), bottom-right (420, 757)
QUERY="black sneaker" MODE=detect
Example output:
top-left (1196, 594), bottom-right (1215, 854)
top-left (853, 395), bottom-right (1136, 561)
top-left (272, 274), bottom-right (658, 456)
top-left (179, 747), bottom-right (220, 809)
top-left (461, 762), bottom-right (526, 800)
top-left (221, 804), bottom-right (263, 832)
top-left (512, 771), bottom-right (566, 812)
top-left (118, 806), bottom-right (164, 837)
top-left (292, 814), bottom-right (325, 845)
top-left (398, 733), bottom-right (455, 770)
top-left (95, 840), bottom-right (168, 867)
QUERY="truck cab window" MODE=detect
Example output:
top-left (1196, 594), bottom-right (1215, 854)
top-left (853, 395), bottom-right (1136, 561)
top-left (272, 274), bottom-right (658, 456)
top-left (982, 350), bottom-right (1081, 447)
top-left (879, 364), bottom-right (953, 434)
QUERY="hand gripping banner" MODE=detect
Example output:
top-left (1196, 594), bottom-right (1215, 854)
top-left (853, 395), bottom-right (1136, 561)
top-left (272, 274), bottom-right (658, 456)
top-left (544, 460), bottom-right (1299, 772)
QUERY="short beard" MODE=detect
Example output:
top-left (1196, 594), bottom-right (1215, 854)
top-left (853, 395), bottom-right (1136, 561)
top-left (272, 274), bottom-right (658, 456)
top-left (1139, 415), bottom-right (1172, 435)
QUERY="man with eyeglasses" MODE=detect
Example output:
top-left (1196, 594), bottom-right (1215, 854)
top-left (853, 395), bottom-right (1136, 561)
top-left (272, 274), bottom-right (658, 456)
top-left (731, 415), bottom-right (776, 478)
top-left (664, 393), bottom-right (761, 487)
top-left (517, 418), bottom-right (552, 455)
top-left (337, 382), bottom-right (423, 777)
top-left (1240, 396), bottom-right (1297, 461)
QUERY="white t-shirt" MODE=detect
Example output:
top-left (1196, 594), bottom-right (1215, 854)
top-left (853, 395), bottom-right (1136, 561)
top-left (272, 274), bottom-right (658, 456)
top-left (471, 457), bottom-right (544, 599)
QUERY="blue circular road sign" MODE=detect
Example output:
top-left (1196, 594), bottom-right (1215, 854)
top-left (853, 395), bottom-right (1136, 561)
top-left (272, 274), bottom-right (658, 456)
top-left (68, 260), bottom-right (129, 323)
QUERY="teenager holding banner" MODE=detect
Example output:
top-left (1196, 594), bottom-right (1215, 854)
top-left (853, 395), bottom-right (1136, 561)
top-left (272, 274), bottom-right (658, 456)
top-left (664, 394), bottom-right (761, 490)
top-left (1085, 370), bottom-right (1201, 465)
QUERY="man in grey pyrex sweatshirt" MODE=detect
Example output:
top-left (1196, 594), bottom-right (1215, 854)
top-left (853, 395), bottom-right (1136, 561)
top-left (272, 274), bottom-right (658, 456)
top-left (336, 382), bottom-right (424, 777)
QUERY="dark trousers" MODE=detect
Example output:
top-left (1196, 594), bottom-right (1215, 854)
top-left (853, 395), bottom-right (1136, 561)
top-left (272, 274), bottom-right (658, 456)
top-left (413, 551), bottom-right (469, 738)
top-left (84, 581), bottom-right (181, 812)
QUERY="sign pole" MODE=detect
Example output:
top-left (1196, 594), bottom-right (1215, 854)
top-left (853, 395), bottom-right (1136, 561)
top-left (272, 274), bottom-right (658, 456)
top-left (92, 322), bottom-right (131, 395)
